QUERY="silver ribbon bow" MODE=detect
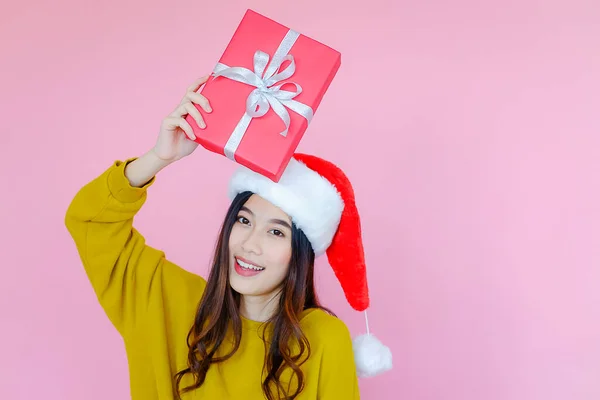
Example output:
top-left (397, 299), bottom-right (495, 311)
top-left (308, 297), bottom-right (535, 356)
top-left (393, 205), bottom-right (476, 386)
top-left (211, 30), bottom-right (314, 161)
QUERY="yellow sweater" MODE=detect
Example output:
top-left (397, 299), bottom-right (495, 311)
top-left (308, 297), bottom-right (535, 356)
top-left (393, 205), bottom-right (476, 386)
top-left (65, 158), bottom-right (360, 399)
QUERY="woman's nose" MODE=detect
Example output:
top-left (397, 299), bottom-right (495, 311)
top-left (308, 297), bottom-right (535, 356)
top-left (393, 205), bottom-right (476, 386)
top-left (241, 230), bottom-right (262, 255)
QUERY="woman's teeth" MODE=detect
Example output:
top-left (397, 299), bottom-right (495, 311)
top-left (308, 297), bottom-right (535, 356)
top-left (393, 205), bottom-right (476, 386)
top-left (237, 259), bottom-right (265, 271)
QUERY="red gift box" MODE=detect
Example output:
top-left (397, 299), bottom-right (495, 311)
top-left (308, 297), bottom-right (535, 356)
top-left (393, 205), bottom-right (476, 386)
top-left (185, 9), bottom-right (341, 182)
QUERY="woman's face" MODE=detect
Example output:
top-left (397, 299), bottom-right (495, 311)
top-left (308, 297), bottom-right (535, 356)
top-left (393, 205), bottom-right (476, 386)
top-left (228, 194), bottom-right (293, 297)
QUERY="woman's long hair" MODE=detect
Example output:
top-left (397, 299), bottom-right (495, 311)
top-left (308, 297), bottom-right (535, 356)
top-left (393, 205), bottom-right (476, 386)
top-left (175, 191), bottom-right (333, 399)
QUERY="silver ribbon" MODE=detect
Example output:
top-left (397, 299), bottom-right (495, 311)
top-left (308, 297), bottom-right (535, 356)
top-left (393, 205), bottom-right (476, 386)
top-left (211, 29), bottom-right (314, 161)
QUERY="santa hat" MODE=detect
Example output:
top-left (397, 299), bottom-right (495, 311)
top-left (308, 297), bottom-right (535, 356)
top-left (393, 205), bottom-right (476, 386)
top-left (228, 153), bottom-right (393, 378)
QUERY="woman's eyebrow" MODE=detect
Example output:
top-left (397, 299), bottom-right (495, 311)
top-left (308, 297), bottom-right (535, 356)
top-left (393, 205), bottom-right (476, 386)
top-left (269, 219), bottom-right (292, 230)
top-left (240, 206), bottom-right (254, 215)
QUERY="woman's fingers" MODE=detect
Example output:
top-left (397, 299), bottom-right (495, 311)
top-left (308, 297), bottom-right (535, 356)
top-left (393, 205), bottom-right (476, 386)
top-left (183, 102), bottom-right (206, 129)
top-left (187, 75), bottom-right (210, 93)
top-left (175, 117), bottom-right (196, 140)
top-left (186, 91), bottom-right (212, 113)
top-left (169, 102), bottom-right (206, 129)
top-left (164, 75), bottom-right (211, 140)
top-left (163, 115), bottom-right (196, 140)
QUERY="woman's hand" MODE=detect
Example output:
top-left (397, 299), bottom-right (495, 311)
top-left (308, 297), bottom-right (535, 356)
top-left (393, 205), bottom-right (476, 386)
top-left (124, 76), bottom-right (212, 187)
top-left (152, 75), bottom-right (212, 163)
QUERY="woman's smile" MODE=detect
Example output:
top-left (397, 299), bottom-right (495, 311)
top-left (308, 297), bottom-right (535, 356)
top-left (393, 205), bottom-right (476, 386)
top-left (234, 257), bottom-right (266, 277)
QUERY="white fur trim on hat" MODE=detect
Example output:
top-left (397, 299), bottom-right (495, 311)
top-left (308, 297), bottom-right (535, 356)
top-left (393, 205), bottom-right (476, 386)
top-left (227, 158), bottom-right (344, 256)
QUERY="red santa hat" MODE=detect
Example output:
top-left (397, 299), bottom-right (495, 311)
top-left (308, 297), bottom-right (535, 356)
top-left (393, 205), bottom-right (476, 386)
top-left (228, 153), bottom-right (393, 378)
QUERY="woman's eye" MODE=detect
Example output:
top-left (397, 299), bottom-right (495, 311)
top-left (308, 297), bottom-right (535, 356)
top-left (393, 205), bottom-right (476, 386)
top-left (270, 229), bottom-right (284, 237)
top-left (237, 216), bottom-right (250, 225)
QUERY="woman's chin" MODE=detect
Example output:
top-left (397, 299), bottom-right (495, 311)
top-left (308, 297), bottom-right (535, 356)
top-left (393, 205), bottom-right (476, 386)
top-left (229, 276), bottom-right (262, 296)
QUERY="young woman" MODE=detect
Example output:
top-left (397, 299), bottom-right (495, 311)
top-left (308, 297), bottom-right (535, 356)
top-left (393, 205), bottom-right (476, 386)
top-left (65, 76), bottom-right (391, 400)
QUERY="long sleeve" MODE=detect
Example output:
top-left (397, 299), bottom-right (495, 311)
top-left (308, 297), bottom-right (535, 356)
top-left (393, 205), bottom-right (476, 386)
top-left (64, 158), bottom-right (205, 338)
top-left (317, 317), bottom-right (361, 399)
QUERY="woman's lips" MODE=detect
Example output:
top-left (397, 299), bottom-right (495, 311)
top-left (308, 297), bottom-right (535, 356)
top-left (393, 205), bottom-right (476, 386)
top-left (234, 257), bottom-right (265, 277)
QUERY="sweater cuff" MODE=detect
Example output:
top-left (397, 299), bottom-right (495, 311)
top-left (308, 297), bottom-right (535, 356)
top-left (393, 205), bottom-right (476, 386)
top-left (107, 158), bottom-right (156, 203)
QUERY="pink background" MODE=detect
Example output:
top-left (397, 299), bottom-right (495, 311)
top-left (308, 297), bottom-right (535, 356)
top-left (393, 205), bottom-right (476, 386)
top-left (1, 0), bottom-right (599, 399)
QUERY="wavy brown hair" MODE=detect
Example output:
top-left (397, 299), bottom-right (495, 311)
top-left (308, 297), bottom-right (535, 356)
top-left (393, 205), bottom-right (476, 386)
top-left (174, 191), bottom-right (334, 399)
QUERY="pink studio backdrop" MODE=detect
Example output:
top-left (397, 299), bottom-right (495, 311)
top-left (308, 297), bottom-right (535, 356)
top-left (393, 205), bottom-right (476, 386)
top-left (1, 0), bottom-right (599, 399)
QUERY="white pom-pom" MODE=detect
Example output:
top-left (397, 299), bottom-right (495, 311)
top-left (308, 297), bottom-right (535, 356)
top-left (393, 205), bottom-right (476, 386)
top-left (352, 333), bottom-right (393, 377)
